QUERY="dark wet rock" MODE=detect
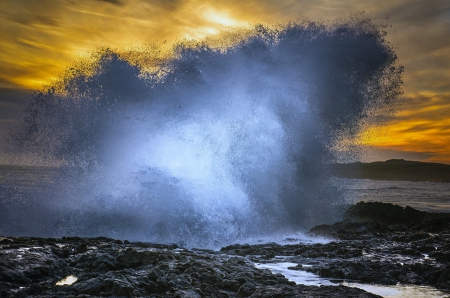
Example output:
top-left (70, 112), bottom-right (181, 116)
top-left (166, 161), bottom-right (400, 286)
top-left (344, 201), bottom-right (450, 225)
top-left (218, 204), bottom-right (450, 294)
top-left (0, 237), bottom-right (13, 244)
top-left (0, 236), bottom-right (382, 297)
top-left (413, 216), bottom-right (450, 233)
top-left (434, 265), bottom-right (450, 290)
top-left (76, 242), bottom-right (88, 254)
top-left (104, 278), bottom-right (135, 296)
top-left (308, 220), bottom-right (388, 239)
top-left (72, 277), bottom-right (104, 294)
top-left (1, 203), bottom-right (450, 297)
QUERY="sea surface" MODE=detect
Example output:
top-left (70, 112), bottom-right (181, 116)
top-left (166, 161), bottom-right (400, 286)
top-left (334, 177), bottom-right (450, 213)
top-left (1, 165), bottom-right (450, 213)
top-left (0, 165), bottom-right (60, 188)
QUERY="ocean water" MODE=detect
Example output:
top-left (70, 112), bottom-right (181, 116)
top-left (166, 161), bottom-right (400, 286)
top-left (3, 166), bottom-right (449, 212)
top-left (0, 165), bottom-right (60, 188)
top-left (1, 165), bottom-right (449, 225)
top-left (334, 178), bottom-right (450, 213)
top-left (1, 164), bottom-right (449, 247)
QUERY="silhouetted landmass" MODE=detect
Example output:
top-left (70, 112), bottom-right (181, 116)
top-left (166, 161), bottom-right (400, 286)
top-left (331, 159), bottom-right (450, 182)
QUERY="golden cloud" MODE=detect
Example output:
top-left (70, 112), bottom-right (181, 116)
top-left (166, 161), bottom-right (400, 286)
top-left (0, 0), bottom-right (449, 162)
top-left (356, 92), bottom-right (450, 163)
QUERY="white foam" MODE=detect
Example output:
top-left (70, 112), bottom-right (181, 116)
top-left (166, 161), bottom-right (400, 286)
top-left (234, 232), bottom-right (330, 247)
top-left (254, 262), bottom-right (335, 286)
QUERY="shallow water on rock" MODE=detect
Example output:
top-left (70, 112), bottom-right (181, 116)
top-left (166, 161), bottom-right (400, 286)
top-left (255, 262), bottom-right (335, 286)
top-left (344, 282), bottom-right (450, 298)
top-left (254, 262), bottom-right (450, 298)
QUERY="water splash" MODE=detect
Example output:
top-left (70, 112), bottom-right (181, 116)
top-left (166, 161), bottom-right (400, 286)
top-left (6, 20), bottom-right (403, 247)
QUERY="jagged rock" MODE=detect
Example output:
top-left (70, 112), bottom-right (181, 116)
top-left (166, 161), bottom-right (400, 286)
top-left (76, 243), bottom-right (88, 254)
top-left (413, 217), bottom-right (450, 233)
top-left (0, 236), bottom-right (382, 297)
top-left (344, 201), bottom-right (450, 225)
top-left (1, 203), bottom-right (450, 297)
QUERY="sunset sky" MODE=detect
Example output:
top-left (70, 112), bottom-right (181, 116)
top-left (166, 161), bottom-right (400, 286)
top-left (0, 0), bottom-right (449, 164)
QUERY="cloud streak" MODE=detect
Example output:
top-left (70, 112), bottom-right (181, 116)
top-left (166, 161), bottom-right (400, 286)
top-left (359, 92), bottom-right (450, 163)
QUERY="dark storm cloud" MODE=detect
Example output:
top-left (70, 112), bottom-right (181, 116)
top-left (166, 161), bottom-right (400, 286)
top-left (0, 76), bottom-right (22, 89)
top-left (0, 88), bottom-right (30, 147)
top-left (397, 94), bottom-right (450, 122)
top-left (0, 88), bottom-right (29, 118)
top-left (149, 0), bottom-right (182, 11)
top-left (408, 52), bottom-right (450, 72)
top-left (16, 39), bottom-right (45, 50)
top-left (34, 15), bottom-right (60, 26)
top-left (1, 12), bottom-right (60, 27)
top-left (96, 0), bottom-right (124, 6)
top-left (379, 0), bottom-right (450, 62)
top-left (385, 0), bottom-right (450, 25)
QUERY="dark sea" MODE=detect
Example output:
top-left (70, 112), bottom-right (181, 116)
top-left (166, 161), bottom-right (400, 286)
top-left (0, 165), bottom-right (60, 189)
top-left (1, 164), bottom-right (449, 247)
top-left (2, 165), bottom-right (449, 213)
top-left (333, 177), bottom-right (450, 213)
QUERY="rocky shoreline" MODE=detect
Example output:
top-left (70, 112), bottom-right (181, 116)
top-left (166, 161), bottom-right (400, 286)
top-left (1, 202), bottom-right (450, 297)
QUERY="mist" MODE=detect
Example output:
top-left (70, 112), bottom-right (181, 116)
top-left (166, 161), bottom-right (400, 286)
top-left (3, 20), bottom-right (403, 248)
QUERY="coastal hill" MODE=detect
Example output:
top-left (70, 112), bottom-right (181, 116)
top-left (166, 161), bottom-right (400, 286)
top-left (331, 159), bottom-right (450, 182)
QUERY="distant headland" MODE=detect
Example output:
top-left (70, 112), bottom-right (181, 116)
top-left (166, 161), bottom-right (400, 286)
top-left (331, 159), bottom-right (450, 183)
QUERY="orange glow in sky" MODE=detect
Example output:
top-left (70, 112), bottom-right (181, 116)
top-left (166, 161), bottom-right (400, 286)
top-left (0, 0), bottom-right (449, 163)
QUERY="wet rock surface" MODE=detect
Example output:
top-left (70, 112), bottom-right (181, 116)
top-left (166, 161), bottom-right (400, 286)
top-left (1, 202), bottom-right (450, 297)
top-left (223, 203), bottom-right (450, 294)
top-left (343, 201), bottom-right (450, 226)
top-left (0, 237), bottom-right (377, 297)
